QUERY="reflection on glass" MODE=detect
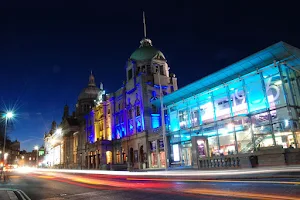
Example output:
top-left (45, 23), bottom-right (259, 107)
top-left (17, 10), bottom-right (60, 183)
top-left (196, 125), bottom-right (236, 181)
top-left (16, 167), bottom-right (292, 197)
top-left (245, 74), bottom-right (266, 112)
top-left (200, 100), bottom-right (214, 124)
top-left (213, 87), bottom-right (231, 120)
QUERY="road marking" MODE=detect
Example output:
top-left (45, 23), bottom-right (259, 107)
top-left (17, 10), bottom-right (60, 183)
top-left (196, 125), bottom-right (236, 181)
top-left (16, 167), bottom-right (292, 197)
top-left (126, 178), bottom-right (300, 185)
top-left (184, 188), bottom-right (300, 200)
top-left (7, 191), bottom-right (18, 200)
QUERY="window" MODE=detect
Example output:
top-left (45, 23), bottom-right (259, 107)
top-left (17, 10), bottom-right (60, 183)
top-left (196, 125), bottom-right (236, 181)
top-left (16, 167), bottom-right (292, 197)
top-left (228, 81), bottom-right (248, 116)
top-left (199, 95), bottom-right (214, 124)
top-left (128, 68), bottom-right (133, 80)
top-left (170, 110), bottom-right (180, 131)
top-left (213, 87), bottom-right (231, 120)
top-left (136, 67), bottom-right (141, 75)
top-left (136, 106), bottom-right (141, 116)
top-left (244, 73), bottom-right (266, 113)
top-left (116, 150), bottom-right (121, 163)
top-left (128, 109), bottom-right (133, 119)
top-left (190, 107), bottom-right (200, 127)
top-left (159, 65), bottom-right (164, 75)
top-left (178, 109), bottom-right (188, 129)
top-left (263, 67), bottom-right (285, 109)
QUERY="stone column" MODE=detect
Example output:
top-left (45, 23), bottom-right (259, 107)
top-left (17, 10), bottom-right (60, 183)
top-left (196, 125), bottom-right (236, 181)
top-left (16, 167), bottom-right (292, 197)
top-left (95, 150), bottom-right (99, 169)
top-left (87, 153), bottom-right (90, 169)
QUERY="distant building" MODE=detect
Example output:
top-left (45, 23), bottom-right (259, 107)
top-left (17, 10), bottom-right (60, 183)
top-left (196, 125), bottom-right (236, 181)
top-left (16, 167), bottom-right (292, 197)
top-left (19, 149), bottom-right (39, 167)
top-left (44, 121), bottom-right (63, 167)
top-left (6, 140), bottom-right (20, 165)
top-left (44, 73), bottom-right (101, 169)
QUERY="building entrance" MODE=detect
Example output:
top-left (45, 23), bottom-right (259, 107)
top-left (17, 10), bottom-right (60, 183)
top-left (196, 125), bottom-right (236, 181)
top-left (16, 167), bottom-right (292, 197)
top-left (181, 147), bottom-right (192, 166)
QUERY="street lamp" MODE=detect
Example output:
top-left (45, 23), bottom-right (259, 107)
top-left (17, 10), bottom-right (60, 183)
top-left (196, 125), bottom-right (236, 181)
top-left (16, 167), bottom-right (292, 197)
top-left (34, 145), bottom-right (39, 167)
top-left (2, 111), bottom-right (14, 165)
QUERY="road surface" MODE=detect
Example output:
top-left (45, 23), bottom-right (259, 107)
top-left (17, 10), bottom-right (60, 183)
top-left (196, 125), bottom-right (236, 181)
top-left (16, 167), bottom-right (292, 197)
top-left (0, 169), bottom-right (300, 200)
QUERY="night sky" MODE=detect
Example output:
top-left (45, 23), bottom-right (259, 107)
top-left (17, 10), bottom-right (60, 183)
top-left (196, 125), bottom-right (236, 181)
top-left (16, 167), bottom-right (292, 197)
top-left (0, 1), bottom-right (299, 151)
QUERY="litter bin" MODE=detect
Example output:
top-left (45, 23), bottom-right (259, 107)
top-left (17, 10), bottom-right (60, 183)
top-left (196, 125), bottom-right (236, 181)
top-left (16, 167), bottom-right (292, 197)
top-left (249, 155), bottom-right (258, 168)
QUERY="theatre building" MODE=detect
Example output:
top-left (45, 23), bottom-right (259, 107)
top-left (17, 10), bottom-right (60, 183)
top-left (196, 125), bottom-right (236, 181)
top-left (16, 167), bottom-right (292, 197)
top-left (153, 42), bottom-right (300, 169)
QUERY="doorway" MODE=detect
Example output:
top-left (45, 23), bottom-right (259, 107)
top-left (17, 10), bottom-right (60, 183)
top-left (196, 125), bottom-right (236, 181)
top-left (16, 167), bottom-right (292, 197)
top-left (181, 147), bottom-right (192, 166)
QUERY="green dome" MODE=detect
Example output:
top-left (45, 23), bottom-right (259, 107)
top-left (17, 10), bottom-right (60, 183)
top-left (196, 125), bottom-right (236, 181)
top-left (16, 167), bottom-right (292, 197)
top-left (130, 39), bottom-right (166, 61)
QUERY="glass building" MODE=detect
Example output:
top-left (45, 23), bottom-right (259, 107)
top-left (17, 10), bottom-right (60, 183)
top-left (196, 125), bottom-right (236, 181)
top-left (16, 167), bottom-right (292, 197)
top-left (153, 42), bottom-right (300, 167)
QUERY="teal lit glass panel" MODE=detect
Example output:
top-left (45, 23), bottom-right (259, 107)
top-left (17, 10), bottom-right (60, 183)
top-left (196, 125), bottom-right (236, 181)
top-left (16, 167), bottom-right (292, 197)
top-left (180, 132), bottom-right (191, 142)
top-left (178, 109), bottom-right (189, 129)
top-left (228, 81), bottom-right (248, 116)
top-left (288, 70), bottom-right (300, 107)
top-left (244, 74), bottom-right (267, 112)
top-left (170, 110), bottom-right (180, 131)
top-left (190, 106), bottom-right (200, 127)
top-left (199, 93), bottom-right (214, 124)
top-left (213, 87), bottom-right (231, 120)
top-left (262, 67), bottom-right (286, 109)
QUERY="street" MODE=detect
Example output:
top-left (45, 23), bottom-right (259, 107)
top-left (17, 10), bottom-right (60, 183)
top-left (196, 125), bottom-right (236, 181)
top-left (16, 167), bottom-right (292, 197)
top-left (1, 168), bottom-right (300, 200)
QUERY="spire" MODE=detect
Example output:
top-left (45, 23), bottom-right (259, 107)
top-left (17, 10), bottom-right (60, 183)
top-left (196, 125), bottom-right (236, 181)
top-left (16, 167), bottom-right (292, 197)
top-left (140, 11), bottom-right (152, 47)
top-left (88, 72), bottom-right (96, 86)
top-left (63, 104), bottom-right (69, 120)
top-left (143, 11), bottom-right (147, 38)
top-left (100, 82), bottom-right (103, 90)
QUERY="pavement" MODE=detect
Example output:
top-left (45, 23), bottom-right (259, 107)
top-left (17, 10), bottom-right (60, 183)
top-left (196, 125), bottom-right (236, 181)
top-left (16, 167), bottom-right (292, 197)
top-left (1, 166), bottom-right (300, 200)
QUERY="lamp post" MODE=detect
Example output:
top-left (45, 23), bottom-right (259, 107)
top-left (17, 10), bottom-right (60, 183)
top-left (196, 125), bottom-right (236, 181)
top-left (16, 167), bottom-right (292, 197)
top-left (80, 153), bottom-right (82, 170)
top-left (2, 111), bottom-right (14, 165)
top-left (156, 66), bottom-right (169, 170)
top-left (34, 145), bottom-right (39, 167)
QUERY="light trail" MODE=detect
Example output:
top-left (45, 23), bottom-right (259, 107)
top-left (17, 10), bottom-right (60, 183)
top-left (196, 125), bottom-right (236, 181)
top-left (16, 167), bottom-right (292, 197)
top-left (34, 166), bottom-right (300, 177)
top-left (184, 188), bottom-right (300, 200)
top-left (126, 177), bottom-right (300, 185)
top-left (31, 170), bottom-right (300, 200)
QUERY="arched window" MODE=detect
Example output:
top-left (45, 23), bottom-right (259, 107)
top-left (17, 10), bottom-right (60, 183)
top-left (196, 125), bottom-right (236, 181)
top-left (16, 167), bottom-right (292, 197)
top-left (136, 105), bottom-right (141, 116)
top-left (128, 109), bottom-right (133, 119)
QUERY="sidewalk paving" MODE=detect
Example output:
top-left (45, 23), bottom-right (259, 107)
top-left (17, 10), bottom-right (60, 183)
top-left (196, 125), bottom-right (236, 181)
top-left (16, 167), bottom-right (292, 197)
top-left (0, 188), bottom-right (30, 200)
top-left (0, 189), bottom-right (18, 200)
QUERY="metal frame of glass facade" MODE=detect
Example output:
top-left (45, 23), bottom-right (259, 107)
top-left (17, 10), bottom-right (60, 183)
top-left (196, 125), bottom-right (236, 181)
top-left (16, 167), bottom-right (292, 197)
top-left (156, 43), bottom-right (300, 165)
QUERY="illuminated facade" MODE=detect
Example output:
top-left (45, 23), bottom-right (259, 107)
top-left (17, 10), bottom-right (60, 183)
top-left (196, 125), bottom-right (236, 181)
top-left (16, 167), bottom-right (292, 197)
top-left (85, 89), bottom-right (113, 169)
top-left (44, 73), bottom-right (100, 169)
top-left (44, 121), bottom-right (64, 167)
top-left (109, 36), bottom-right (178, 170)
top-left (153, 42), bottom-right (300, 168)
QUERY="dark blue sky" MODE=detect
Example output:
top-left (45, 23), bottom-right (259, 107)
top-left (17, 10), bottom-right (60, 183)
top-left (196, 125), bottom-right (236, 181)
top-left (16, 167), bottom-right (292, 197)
top-left (0, 0), bottom-right (299, 151)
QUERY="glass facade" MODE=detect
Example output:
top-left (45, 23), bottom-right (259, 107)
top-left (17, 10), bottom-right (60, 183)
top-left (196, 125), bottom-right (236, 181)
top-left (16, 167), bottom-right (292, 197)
top-left (167, 64), bottom-right (300, 165)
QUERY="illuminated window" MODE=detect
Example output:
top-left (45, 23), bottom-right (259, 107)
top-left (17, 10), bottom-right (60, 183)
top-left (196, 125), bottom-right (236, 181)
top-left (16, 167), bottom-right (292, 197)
top-left (151, 114), bottom-right (160, 129)
top-left (116, 150), bottom-right (121, 163)
top-left (106, 151), bottom-right (112, 164)
top-left (29, 157), bottom-right (31, 161)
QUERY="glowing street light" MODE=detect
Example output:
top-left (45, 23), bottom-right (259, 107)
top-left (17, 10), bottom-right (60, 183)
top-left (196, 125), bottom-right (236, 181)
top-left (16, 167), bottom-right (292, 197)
top-left (2, 111), bottom-right (14, 164)
top-left (4, 153), bottom-right (8, 160)
top-left (6, 112), bottom-right (14, 119)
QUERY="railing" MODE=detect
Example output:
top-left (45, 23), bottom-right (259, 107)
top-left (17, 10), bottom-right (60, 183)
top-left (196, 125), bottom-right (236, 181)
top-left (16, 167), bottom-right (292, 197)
top-left (198, 155), bottom-right (241, 169)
